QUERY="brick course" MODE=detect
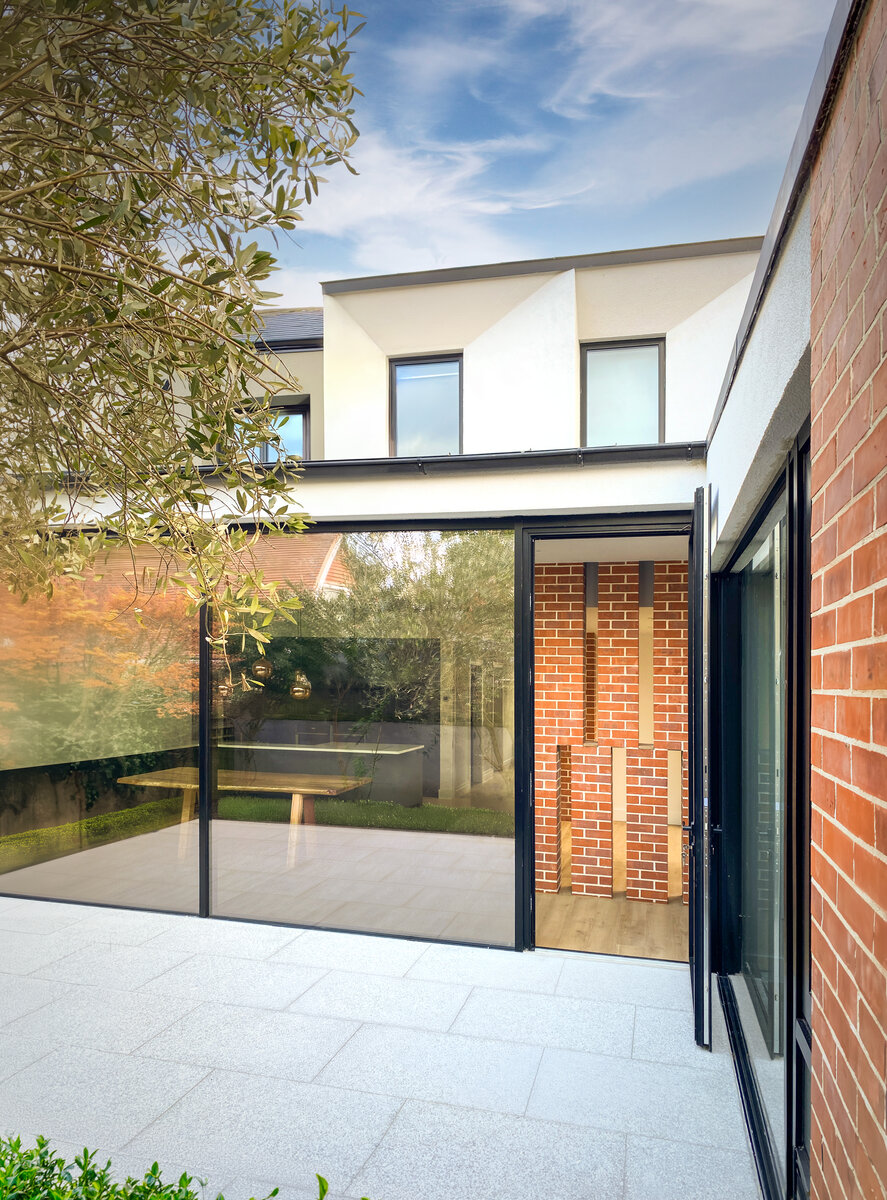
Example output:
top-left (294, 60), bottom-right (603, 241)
top-left (809, 2), bottom-right (887, 1196)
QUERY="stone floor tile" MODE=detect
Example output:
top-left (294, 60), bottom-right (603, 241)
top-left (316, 1024), bottom-right (542, 1115)
top-left (0, 1047), bottom-right (208, 1149)
top-left (408, 943), bottom-right (563, 993)
top-left (632, 1005), bottom-right (733, 1072)
top-left (0, 1031), bottom-right (54, 1083)
top-left (452, 987), bottom-right (635, 1056)
top-left (34, 943), bottom-right (192, 991)
top-left (0, 929), bottom-right (89, 976)
top-left (350, 1099), bottom-right (626, 1200)
top-left (145, 917), bottom-right (301, 960)
top-left (141, 954), bottom-right (327, 1009)
top-left (72, 908), bottom-right (184, 945)
top-left (526, 1046), bottom-right (747, 1148)
top-left (121, 1069), bottom-right (402, 1186)
top-left (269, 929), bottom-right (429, 977)
top-left (625, 1134), bottom-right (761, 1199)
top-left (0, 973), bottom-right (72, 1025)
top-left (135, 1002), bottom-right (357, 1081)
top-left (4, 985), bottom-right (200, 1054)
top-left (291, 970), bottom-right (471, 1032)
top-left (0, 900), bottom-right (92, 935)
top-left (556, 956), bottom-right (693, 1010)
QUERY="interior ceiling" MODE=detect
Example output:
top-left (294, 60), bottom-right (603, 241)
top-left (534, 535), bottom-right (689, 563)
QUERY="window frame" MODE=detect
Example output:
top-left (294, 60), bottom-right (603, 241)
top-left (260, 395), bottom-right (310, 464)
top-left (389, 352), bottom-right (464, 458)
top-left (580, 337), bottom-right (666, 449)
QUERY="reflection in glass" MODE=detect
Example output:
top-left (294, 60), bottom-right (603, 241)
top-left (394, 360), bottom-right (460, 456)
top-left (584, 343), bottom-right (660, 447)
top-left (0, 552), bottom-right (199, 911)
top-left (210, 529), bottom-right (516, 946)
top-left (730, 493), bottom-right (788, 1177)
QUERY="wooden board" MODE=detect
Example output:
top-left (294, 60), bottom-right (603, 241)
top-left (117, 767), bottom-right (368, 798)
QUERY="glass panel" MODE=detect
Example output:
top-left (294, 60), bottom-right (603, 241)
top-left (394, 360), bottom-right (460, 456)
top-left (277, 408), bottom-right (305, 459)
top-left (584, 344), bottom-right (660, 446)
top-left (210, 529), bottom-right (515, 946)
top-left (730, 492), bottom-right (788, 1180)
top-left (263, 405), bottom-right (306, 461)
top-left (0, 552), bottom-right (199, 911)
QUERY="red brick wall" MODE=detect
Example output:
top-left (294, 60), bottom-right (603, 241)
top-left (572, 744), bottom-right (613, 896)
top-left (533, 564), bottom-right (584, 892)
top-left (598, 563), bottom-right (639, 746)
top-left (534, 560), bottom-right (688, 903)
top-left (625, 747), bottom-right (670, 902)
top-left (809, 2), bottom-right (887, 1195)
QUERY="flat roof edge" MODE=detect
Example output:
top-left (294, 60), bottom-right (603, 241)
top-left (321, 237), bottom-right (764, 296)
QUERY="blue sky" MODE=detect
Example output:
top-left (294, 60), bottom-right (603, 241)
top-left (269, 0), bottom-right (837, 305)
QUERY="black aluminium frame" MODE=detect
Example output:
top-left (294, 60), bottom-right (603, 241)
top-left (388, 353), bottom-right (464, 459)
top-left (580, 337), bottom-right (667, 448)
top-left (711, 426), bottom-right (811, 1200)
top-left (0, 510), bottom-right (700, 960)
top-left (514, 509), bottom-right (694, 950)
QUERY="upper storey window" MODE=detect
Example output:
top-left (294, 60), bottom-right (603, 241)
top-left (581, 339), bottom-right (664, 447)
top-left (391, 355), bottom-right (462, 457)
top-left (261, 396), bottom-right (309, 462)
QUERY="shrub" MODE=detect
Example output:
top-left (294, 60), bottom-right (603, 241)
top-left (0, 1136), bottom-right (364, 1200)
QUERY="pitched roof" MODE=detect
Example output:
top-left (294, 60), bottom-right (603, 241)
top-left (255, 307), bottom-right (323, 349)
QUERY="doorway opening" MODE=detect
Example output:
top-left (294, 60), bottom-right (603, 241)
top-left (532, 536), bottom-right (689, 961)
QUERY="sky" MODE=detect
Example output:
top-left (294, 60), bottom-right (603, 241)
top-left (266, 0), bottom-right (838, 306)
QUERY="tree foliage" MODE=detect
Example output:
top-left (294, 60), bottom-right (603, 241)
top-left (0, 0), bottom-right (360, 637)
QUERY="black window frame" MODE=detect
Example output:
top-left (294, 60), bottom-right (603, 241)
top-left (580, 337), bottom-right (666, 448)
top-left (260, 395), bottom-right (310, 464)
top-left (389, 353), bottom-right (463, 459)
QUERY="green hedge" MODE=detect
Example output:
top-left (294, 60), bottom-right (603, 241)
top-left (0, 797), bottom-right (183, 873)
top-left (217, 793), bottom-right (514, 837)
top-left (0, 1136), bottom-right (358, 1200)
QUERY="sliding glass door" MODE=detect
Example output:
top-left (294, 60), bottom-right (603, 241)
top-left (726, 487), bottom-right (790, 1189)
top-left (208, 528), bottom-right (516, 946)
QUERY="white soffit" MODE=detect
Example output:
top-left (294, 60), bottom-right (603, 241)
top-left (534, 535), bottom-right (689, 563)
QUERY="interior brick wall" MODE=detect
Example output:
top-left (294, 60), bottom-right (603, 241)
top-left (625, 747), bottom-right (670, 902)
top-left (572, 744), bottom-right (613, 896)
top-left (809, 2), bottom-right (887, 1195)
top-left (533, 564), bottom-right (584, 892)
top-left (598, 563), bottom-right (639, 746)
top-left (534, 560), bottom-right (687, 904)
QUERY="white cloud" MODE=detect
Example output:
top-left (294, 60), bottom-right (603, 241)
top-left (294, 130), bottom-right (533, 276)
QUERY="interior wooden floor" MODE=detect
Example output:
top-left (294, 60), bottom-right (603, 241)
top-left (535, 822), bottom-right (689, 963)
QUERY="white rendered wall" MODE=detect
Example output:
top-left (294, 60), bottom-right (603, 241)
top-left (320, 249), bottom-right (759, 461)
top-left (322, 296), bottom-right (389, 459)
top-left (708, 196), bottom-right (811, 569)
top-left (290, 458), bottom-right (705, 523)
top-left (664, 273), bottom-right (755, 441)
top-left (463, 271), bottom-right (579, 453)
top-left (575, 252), bottom-right (757, 341)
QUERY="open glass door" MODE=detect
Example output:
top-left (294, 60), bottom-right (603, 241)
top-left (688, 484), bottom-right (712, 1047)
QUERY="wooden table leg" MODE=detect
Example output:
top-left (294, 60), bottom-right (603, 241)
top-left (303, 796), bottom-right (316, 825)
top-left (289, 793), bottom-right (304, 825)
top-left (178, 787), bottom-right (197, 859)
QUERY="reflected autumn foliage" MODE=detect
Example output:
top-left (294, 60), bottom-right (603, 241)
top-left (0, 554), bottom-right (198, 772)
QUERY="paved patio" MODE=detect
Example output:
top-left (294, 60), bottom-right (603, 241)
top-left (0, 897), bottom-right (760, 1200)
top-left (1, 820), bottom-right (515, 945)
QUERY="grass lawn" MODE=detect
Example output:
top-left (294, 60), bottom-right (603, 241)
top-left (217, 793), bottom-right (514, 837)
